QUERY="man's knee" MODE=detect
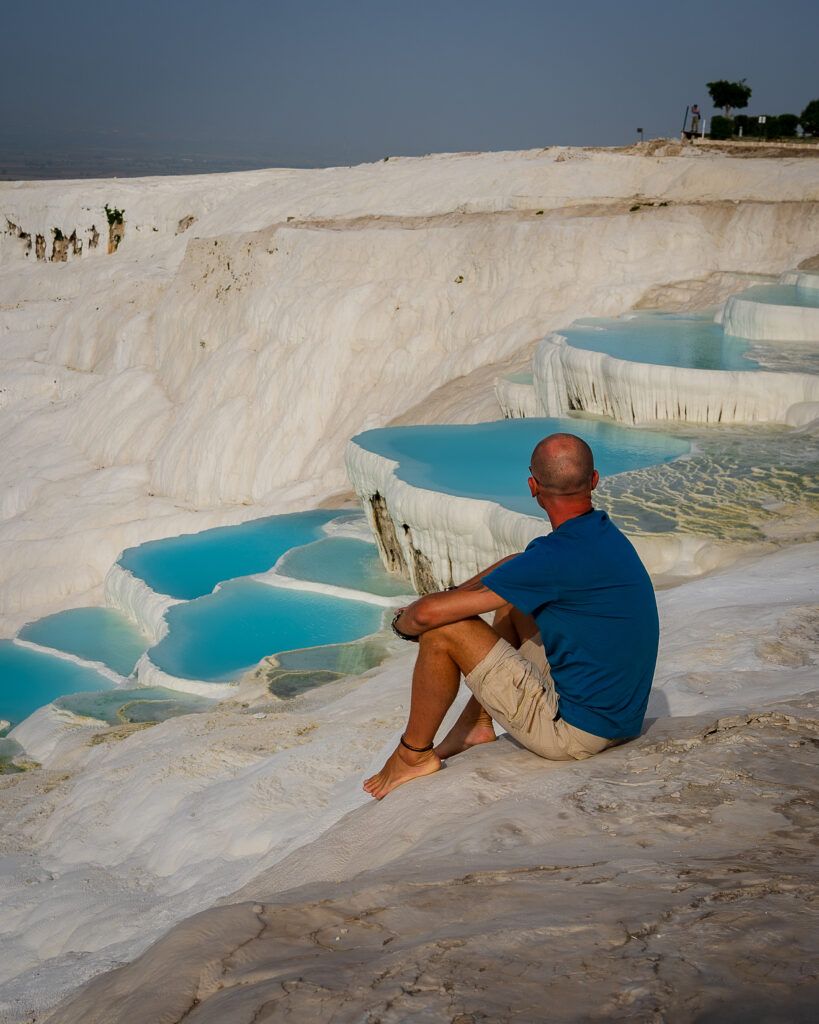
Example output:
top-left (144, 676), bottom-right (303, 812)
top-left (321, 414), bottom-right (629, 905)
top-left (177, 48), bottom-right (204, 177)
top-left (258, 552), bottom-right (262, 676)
top-left (419, 617), bottom-right (484, 651)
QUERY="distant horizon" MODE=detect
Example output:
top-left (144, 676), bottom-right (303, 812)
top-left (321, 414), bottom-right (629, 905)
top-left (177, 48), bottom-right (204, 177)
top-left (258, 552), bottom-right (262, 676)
top-left (3, 134), bottom-right (819, 184)
top-left (3, 0), bottom-right (818, 182)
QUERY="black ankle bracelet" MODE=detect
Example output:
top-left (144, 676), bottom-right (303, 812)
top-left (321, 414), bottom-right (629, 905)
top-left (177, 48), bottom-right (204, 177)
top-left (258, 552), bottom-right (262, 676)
top-left (400, 734), bottom-right (434, 753)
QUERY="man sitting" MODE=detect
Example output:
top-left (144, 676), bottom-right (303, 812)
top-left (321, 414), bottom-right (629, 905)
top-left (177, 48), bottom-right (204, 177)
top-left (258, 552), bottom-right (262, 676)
top-left (364, 432), bottom-right (659, 800)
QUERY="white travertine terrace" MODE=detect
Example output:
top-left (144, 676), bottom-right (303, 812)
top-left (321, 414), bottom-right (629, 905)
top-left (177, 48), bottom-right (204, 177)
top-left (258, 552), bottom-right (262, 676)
top-left (102, 563), bottom-right (179, 644)
top-left (719, 291), bottom-right (819, 342)
top-left (494, 269), bottom-right (819, 426)
top-left (494, 376), bottom-right (539, 418)
top-left (345, 436), bottom-right (733, 593)
top-left (2, 148), bottom-right (819, 631)
top-left (132, 652), bottom-right (236, 698)
top-left (780, 269), bottom-right (819, 291)
top-left (530, 332), bottom-right (819, 425)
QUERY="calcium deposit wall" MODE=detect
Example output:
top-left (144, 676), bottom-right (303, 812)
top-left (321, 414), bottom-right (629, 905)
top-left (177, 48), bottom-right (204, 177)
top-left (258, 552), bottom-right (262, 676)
top-left (2, 148), bottom-right (819, 627)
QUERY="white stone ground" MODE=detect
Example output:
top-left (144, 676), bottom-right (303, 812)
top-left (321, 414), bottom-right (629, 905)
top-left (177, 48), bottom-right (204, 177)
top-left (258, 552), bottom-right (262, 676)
top-left (1, 147), bottom-right (817, 1021)
top-left (0, 542), bottom-right (816, 1023)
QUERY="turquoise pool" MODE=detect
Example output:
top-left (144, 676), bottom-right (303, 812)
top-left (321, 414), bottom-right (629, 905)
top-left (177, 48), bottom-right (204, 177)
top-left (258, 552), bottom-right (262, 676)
top-left (149, 579), bottom-right (386, 682)
top-left (54, 686), bottom-right (214, 725)
top-left (275, 537), bottom-right (411, 597)
top-left (118, 510), bottom-right (339, 599)
top-left (735, 284), bottom-right (819, 309)
top-left (18, 607), bottom-right (150, 677)
top-left (353, 417), bottom-right (690, 516)
top-left (0, 641), bottom-right (113, 728)
top-left (561, 312), bottom-right (758, 370)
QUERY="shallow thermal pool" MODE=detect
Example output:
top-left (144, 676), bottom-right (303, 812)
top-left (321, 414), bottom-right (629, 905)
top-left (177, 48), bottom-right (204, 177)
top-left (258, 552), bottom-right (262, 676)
top-left (353, 417), bottom-right (690, 516)
top-left (733, 284), bottom-right (819, 309)
top-left (560, 312), bottom-right (758, 370)
top-left (275, 537), bottom-right (412, 597)
top-left (118, 510), bottom-right (339, 599)
top-left (265, 635), bottom-right (397, 698)
top-left (54, 686), bottom-right (214, 725)
top-left (149, 579), bottom-right (386, 682)
top-left (0, 641), bottom-right (113, 728)
top-left (18, 607), bottom-right (150, 677)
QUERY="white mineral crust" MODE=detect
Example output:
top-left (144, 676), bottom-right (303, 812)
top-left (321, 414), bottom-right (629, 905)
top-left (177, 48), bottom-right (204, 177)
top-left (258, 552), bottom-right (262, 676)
top-left (530, 332), bottom-right (819, 425)
top-left (102, 563), bottom-right (179, 645)
top-left (493, 375), bottom-right (540, 418)
top-left (2, 148), bottom-right (819, 630)
top-left (719, 290), bottom-right (819, 342)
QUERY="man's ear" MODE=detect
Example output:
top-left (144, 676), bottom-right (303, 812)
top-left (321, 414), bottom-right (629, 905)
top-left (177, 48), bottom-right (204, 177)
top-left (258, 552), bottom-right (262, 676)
top-left (591, 470), bottom-right (600, 491)
top-left (528, 476), bottom-right (538, 497)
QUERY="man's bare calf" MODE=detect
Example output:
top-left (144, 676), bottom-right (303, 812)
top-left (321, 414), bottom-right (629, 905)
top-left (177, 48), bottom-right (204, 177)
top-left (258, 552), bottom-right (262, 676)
top-left (363, 606), bottom-right (539, 800)
top-left (434, 695), bottom-right (496, 760)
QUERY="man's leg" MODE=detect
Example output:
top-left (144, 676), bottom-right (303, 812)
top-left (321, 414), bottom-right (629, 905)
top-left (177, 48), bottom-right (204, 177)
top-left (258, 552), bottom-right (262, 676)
top-left (435, 603), bottom-right (540, 760)
top-left (363, 617), bottom-right (501, 800)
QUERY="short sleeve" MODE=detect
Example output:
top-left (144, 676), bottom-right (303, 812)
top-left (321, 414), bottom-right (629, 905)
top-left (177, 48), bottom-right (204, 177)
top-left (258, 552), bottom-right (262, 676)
top-left (483, 538), bottom-right (559, 616)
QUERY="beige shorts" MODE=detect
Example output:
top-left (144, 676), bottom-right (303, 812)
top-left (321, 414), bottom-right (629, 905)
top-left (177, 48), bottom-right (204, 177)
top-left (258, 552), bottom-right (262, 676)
top-left (465, 636), bottom-right (621, 761)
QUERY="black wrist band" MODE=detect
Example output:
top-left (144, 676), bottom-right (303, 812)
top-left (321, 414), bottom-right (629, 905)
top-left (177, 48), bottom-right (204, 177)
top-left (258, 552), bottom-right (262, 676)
top-left (391, 610), bottom-right (419, 642)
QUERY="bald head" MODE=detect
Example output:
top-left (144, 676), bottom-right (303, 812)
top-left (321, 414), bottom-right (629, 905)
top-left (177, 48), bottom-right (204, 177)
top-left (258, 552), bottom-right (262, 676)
top-left (530, 433), bottom-right (595, 496)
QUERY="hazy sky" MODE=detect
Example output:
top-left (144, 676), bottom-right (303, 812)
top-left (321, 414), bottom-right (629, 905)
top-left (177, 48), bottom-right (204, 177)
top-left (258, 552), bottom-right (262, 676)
top-left (2, 0), bottom-right (817, 173)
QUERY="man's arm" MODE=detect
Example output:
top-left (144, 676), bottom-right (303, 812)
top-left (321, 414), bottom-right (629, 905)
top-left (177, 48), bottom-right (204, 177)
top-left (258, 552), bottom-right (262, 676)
top-left (394, 553), bottom-right (519, 637)
top-left (449, 552), bottom-right (519, 593)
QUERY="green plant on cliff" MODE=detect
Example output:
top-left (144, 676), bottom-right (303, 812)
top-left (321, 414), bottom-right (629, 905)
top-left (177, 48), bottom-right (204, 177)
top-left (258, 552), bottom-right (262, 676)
top-left (104, 204), bottom-right (125, 226)
top-left (706, 78), bottom-right (752, 117)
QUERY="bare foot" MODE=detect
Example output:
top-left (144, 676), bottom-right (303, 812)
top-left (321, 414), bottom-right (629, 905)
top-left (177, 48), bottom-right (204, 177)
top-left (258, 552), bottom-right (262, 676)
top-left (363, 744), bottom-right (442, 800)
top-left (435, 721), bottom-right (497, 760)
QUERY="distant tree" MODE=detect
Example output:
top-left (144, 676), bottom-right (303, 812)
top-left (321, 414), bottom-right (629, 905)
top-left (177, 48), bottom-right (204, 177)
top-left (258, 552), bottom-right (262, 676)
top-left (706, 79), bottom-right (752, 117)
top-left (776, 113), bottom-right (799, 138)
top-left (800, 99), bottom-right (819, 136)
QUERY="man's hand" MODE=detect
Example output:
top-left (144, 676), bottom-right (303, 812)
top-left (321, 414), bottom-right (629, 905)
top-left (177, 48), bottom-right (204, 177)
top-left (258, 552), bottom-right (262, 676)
top-left (391, 607), bottom-right (419, 642)
top-left (393, 552), bottom-right (520, 638)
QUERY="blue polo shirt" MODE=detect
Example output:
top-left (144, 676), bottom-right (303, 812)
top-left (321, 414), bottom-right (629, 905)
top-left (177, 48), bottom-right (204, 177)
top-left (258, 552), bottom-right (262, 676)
top-left (483, 510), bottom-right (658, 739)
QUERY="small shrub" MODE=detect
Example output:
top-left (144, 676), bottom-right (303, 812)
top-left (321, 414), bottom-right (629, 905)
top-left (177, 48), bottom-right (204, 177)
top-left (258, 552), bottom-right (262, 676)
top-left (776, 113), bottom-right (799, 138)
top-left (709, 115), bottom-right (733, 140)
